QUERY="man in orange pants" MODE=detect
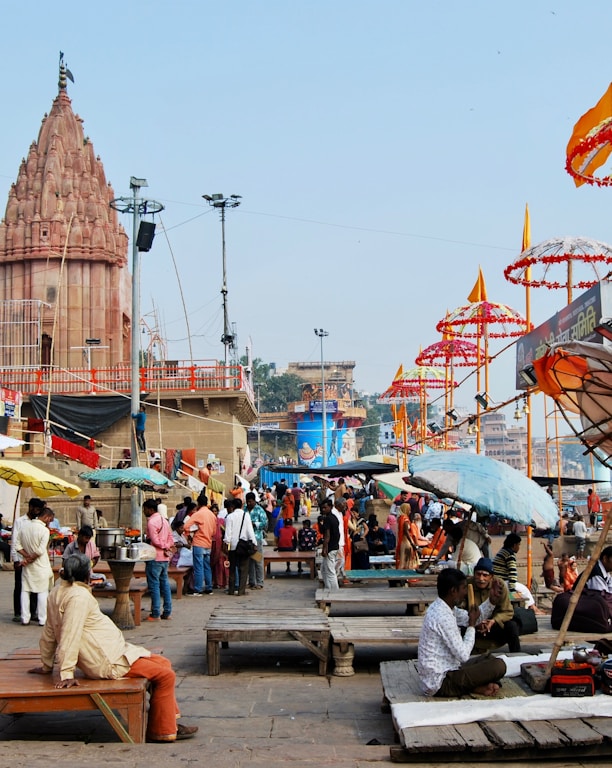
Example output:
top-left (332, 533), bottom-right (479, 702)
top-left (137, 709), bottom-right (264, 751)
top-left (29, 552), bottom-right (197, 743)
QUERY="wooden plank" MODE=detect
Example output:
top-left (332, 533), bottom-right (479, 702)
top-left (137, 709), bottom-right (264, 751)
top-left (583, 717), bottom-right (612, 740)
top-left (401, 724), bottom-right (467, 752)
top-left (459, 722), bottom-right (495, 752)
top-left (518, 719), bottom-right (569, 749)
top-left (389, 742), bottom-right (612, 763)
top-left (381, 660), bottom-right (423, 709)
top-left (481, 721), bottom-right (534, 749)
top-left (552, 718), bottom-right (602, 746)
top-left (90, 692), bottom-right (134, 744)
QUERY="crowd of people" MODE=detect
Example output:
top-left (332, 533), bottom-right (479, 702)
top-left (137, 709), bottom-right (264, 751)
top-left (4, 476), bottom-right (612, 733)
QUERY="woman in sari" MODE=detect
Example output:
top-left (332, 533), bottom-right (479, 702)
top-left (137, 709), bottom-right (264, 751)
top-left (210, 503), bottom-right (228, 590)
top-left (397, 503), bottom-right (419, 570)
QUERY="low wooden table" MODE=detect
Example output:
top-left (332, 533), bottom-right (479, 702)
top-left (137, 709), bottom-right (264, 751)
top-left (92, 578), bottom-right (147, 626)
top-left (264, 550), bottom-right (316, 579)
top-left (53, 561), bottom-right (190, 599)
top-left (205, 606), bottom-right (330, 675)
top-left (345, 569), bottom-right (435, 586)
top-left (0, 656), bottom-right (148, 743)
top-left (315, 586), bottom-right (437, 616)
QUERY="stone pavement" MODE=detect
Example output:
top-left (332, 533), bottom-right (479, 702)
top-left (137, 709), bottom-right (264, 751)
top-left (0, 538), bottom-right (561, 767)
top-left (0, 565), bottom-right (400, 766)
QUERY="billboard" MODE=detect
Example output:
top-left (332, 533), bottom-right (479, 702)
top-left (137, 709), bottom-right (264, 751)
top-left (516, 281), bottom-right (612, 389)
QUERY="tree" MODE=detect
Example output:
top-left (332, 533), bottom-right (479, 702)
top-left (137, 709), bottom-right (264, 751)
top-left (238, 356), bottom-right (304, 412)
top-left (358, 397), bottom-right (392, 457)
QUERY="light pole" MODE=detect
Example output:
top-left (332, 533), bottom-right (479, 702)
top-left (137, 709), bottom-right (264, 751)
top-left (255, 383), bottom-right (262, 460)
top-left (111, 177), bottom-right (164, 529)
top-left (314, 328), bottom-right (329, 465)
top-left (202, 193), bottom-right (242, 368)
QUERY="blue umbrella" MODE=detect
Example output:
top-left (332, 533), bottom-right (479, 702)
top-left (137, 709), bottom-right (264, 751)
top-left (406, 451), bottom-right (559, 529)
top-left (79, 467), bottom-right (174, 489)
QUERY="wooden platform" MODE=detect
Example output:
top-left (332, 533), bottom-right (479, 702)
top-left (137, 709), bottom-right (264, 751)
top-left (380, 660), bottom-right (612, 762)
top-left (327, 614), bottom-right (612, 676)
top-left (264, 550), bottom-right (316, 579)
top-left (205, 606), bottom-right (330, 675)
top-left (315, 587), bottom-right (435, 616)
top-left (0, 655), bottom-right (148, 743)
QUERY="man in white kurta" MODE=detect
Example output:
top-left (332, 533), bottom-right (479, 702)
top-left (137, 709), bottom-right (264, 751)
top-left (14, 507), bottom-right (54, 626)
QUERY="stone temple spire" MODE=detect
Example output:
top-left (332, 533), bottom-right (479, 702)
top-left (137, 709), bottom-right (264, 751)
top-left (0, 60), bottom-right (132, 369)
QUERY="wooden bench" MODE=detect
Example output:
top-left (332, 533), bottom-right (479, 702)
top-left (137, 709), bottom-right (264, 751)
top-left (92, 578), bottom-right (147, 626)
top-left (53, 561), bottom-right (190, 598)
top-left (327, 614), bottom-right (610, 677)
top-left (344, 569), bottom-right (437, 587)
top-left (264, 550), bottom-right (316, 579)
top-left (315, 587), bottom-right (436, 616)
top-left (205, 606), bottom-right (330, 675)
top-left (0, 655), bottom-right (148, 743)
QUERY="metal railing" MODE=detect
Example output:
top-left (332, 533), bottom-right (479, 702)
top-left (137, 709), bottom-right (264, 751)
top-left (0, 361), bottom-right (254, 400)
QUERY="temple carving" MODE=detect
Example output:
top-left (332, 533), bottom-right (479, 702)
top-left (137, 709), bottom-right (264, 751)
top-left (0, 61), bottom-right (131, 371)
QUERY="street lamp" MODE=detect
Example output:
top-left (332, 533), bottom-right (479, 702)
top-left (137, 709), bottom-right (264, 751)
top-left (202, 193), bottom-right (242, 368)
top-left (111, 177), bottom-right (164, 529)
top-left (314, 328), bottom-right (329, 465)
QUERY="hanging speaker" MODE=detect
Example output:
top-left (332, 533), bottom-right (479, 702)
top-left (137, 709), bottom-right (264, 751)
top-left (136, 221), bottom-right (156, 252)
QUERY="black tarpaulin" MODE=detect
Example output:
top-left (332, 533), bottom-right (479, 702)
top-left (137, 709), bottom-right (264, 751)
top-left (30, 395), bottom-right (134, 444)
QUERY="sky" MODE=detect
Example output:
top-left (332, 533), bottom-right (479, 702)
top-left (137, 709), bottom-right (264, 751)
top-left (2, 1), bottom-right (612, 434)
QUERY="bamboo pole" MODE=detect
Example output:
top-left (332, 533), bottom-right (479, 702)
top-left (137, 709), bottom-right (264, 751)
top-left (544, 513), bottom-right (612, 678)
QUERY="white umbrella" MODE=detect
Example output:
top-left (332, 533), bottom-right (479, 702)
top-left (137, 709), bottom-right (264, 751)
top-left (0, 434), bottom-right (25, 451)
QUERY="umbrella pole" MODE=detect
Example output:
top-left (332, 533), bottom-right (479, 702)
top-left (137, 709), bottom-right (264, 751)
top-left (118, 485), bottom-right (122, 526)
top-left (11, 481), bottom-right (23, 525)
top-left (543, 512), bottom-right (612, 679)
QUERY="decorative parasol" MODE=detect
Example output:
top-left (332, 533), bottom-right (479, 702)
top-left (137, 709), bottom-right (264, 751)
top-left (437, 300), bottom-right (527, 340)
top-left (437, 269), bottom-right (527, 454)
top-left (416, 339), bottom-right (479, 445)
top-left (504, 236), bottom-right (612, 303)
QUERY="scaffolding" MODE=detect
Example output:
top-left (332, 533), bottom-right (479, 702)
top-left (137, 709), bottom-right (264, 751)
top-left (0, 300), bottom-right (49, 369)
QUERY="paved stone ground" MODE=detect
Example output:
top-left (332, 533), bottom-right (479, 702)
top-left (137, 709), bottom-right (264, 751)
top-left (0, 537), bottom-right (559, 767)
top-left (0, 562), bottom-right (403, 766)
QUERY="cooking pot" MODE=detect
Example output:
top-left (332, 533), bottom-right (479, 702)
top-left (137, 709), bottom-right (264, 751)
top-left (97, 528), bottom-right (124, 548)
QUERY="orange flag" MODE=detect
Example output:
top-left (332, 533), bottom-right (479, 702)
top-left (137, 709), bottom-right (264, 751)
top-left (392, 364), bottom-right (404, 382)
top-left (567, 83), bottom-right (612, 187)
top-left (467, 267), bottom-right (487, 303)
top-left (521, 203), bottom-right (530, 252)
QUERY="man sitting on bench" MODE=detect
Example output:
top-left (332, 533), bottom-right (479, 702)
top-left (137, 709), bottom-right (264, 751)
top-left (28, 553), bottom-right (198, 743)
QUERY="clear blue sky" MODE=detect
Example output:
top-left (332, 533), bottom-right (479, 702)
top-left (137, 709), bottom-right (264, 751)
top-left (2, 1), bottom-right (612, 430)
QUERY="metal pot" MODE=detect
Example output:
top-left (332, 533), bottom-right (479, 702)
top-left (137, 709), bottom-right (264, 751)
top-left (96, 528), bottom-right (124, 549)
top-left (128, 545), bottom-right (140, 560)
top-left (116, 546), bottom-right (128, 561)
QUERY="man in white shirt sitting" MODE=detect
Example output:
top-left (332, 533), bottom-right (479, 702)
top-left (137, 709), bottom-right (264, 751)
top-left (418, 567), bottom-right (506, 697)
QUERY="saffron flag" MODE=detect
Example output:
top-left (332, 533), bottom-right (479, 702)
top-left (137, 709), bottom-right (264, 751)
top-left (392, 364), bottom-right (404, 382)
top-left (521, 203), bottom-right (530, 252)
top-left (567, 83), bottom-right (612, 187)
top-left (467, 267), bottom-right (487, 303)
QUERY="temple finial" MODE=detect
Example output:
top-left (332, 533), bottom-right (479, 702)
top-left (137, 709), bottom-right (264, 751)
top-left (58, 51), bottom-right (74, 92)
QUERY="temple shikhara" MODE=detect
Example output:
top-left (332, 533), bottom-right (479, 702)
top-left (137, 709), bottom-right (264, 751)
top-left (0, 62), bottom-right (131, 371)
top-left (0, 59), bottom-right (255, 479)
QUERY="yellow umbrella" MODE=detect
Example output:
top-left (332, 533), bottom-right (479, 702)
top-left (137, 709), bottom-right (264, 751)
top-left (0, 459), bottom-right (82, 522)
